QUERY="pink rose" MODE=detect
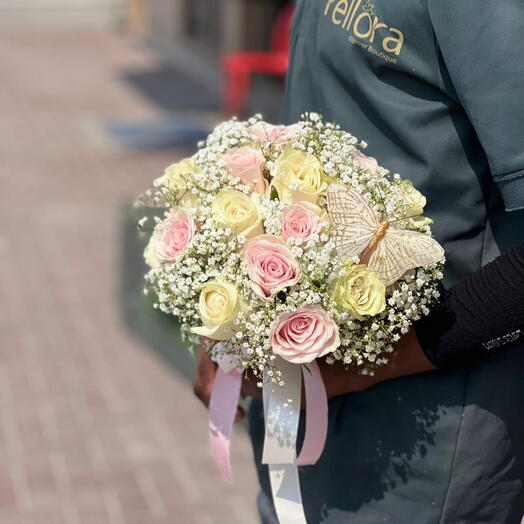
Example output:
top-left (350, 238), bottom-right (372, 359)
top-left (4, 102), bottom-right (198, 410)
top-left (282, 123), bottom-right (303, 142)
top-left (223, 146), bottom-right (268, 194)
top-left (244, 235), bottom-right (301, 301)
top-left (281, 202), bottom-right (322, 243)
top-left (249, 122), bottom-right (302, 147)
top-left (351, 150), bottom-right (378, 174)
top-left (270, 306), bottom-right (340, 364)
top-left (155, 210), bottom-right (195, 263)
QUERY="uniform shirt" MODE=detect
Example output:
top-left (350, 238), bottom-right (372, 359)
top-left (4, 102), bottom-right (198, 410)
top-left (287, 0), bottom-right (524, 286)
top-left (249, 2), bottom-right (524, 523)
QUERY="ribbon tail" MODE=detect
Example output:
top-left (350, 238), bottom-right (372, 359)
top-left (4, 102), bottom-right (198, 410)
top-left (208, 367), bottom-right (243, 481)
top-left (295, 361), bottom-right (328, 466)
top-left (262, 358), bottom-right (302, 465)
top-left (262, 358), bottom-right (307, 524)
top-left (269, 464), bottom-right (308, 524)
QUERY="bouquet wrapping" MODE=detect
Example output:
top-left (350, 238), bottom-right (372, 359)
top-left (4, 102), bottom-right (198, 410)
top-left (137, 114), bottom-right (445, 523)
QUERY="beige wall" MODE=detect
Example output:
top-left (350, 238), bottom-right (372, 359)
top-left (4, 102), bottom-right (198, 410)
top-left (127, 0), bottom-right (148, 34)
top-left (134, 0), bottom-right (284, 55)
top-left (221, 0), bottom-right (243, 52)
top-left (149, 0), bottom-right (185, 41)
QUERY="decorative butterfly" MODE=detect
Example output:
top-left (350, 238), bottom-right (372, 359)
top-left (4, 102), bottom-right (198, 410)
top-left (326, 184), bottom-right (445, 286)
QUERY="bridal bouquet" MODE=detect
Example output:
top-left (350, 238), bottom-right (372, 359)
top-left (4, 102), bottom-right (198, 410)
top-left (137, 113), bottom-right (444, 523)
top-left (139, 113), bottom-right (443, 376)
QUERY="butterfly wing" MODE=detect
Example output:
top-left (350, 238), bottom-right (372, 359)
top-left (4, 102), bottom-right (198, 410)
top-left (368, 227), bottom-right (445, 286)
top-left (326, 184), bottom-right (380, 260)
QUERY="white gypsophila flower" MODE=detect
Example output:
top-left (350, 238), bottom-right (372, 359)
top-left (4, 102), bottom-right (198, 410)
top-left (139, 113), bottom-right (445, 380)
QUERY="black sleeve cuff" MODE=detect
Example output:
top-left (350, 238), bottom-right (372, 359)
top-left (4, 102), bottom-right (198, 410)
top-left (495, 169), bottom-right (524, 212)
top-left (414, 241), bottom-right (524, 369)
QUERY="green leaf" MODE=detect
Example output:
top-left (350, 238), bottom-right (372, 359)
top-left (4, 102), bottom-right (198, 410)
top-left (270, 185), bottom-right (280, 201)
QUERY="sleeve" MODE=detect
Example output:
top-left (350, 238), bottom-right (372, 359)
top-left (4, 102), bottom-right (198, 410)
top-left (428, 1), bottom-right (524, 211)
top-left (415, 240), bottom-right (524, 369)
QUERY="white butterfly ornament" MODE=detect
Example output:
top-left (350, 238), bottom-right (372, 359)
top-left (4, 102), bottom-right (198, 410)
top-left (326, 184), bottom-right (445, 287)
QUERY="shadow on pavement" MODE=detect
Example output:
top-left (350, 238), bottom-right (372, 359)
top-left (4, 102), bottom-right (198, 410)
top-left (108, 62), bottom-right (285, 150)
top-left (121, 62), bottom-right (219, 112)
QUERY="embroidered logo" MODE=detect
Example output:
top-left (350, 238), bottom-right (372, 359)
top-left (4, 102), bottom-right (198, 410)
top-left (324, 0), bottom-right (404, 63)
top-left (362, 1), bottom-right (375, 16)
top-left (482, 329), bottom-right (522, 351)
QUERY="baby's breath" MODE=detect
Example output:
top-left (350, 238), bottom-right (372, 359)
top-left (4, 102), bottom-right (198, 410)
top-left (139, 113), bottom-right (444, 378)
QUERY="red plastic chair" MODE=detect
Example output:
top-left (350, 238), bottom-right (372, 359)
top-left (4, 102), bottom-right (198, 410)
top-left (221, 4), bottom-right (295, 117)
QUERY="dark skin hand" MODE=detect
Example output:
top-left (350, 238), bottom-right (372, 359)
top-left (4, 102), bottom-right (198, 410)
top-left (193, 330), bottom-right (436, 418)
top-left (321, 329), bottom-right (436, 397)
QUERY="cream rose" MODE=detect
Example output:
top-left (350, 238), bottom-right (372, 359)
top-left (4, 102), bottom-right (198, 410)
top-left (143, 237), bottom-right (160, 269)
top-left (155, 158), bottom-right (198, 206)
top-left (401, 180), bottom-right (427, 217)
top-left (211, 190), bottom-right (263, 239)
top-left (270, 306), bottom-right (340, 364)
top-left (333, 263), bottom-right (386, 320)
top-left (281, 202), bottom-right (323, 243)
top-left (144, 209), bottom-right (195, 268)
top-left (411, 215), bottom-right (434, 227)
top-left (271, 149), bottom-right (327, 203)
top-left (191, 280), bottom-right (243, 340)
top-left (222, 146), bottom-right (268, 194)
top-left (244, 235), bottom-right (301, 301)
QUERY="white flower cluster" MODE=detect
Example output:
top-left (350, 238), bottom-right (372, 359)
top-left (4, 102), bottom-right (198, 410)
top-left (139, 113), bottom-right (444, 380)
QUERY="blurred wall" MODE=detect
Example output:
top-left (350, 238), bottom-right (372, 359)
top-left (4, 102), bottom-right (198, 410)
top-left (129, 0), bottom-right (288, 54)
top-left (0, 0), bottom-right (124, 30)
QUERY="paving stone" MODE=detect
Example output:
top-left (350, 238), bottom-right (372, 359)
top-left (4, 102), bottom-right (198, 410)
top-left (0, 31), bottom-right (259, 524)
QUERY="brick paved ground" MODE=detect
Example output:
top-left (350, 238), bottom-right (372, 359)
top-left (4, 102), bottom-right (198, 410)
top-left (0, 31), bottom-right (259, 524)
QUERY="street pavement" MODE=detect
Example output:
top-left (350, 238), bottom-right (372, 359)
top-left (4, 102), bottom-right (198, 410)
top-left (0, 31), bottom-right (259, 524)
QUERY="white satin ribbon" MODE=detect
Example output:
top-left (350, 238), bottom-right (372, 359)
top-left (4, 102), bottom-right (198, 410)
top-left (268, 464), bottom-right (307, 524)
top-left (262, 358), bottom-right (302, 464)
top-left (262, 358), bottom-right (308, 524)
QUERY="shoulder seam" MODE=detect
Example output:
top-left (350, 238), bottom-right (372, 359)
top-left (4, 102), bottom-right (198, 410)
top-left (493, 168), bottom-right (524, 183)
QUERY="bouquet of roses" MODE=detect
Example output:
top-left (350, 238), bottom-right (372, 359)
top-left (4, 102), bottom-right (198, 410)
top-left (137, 113), bottom-right (444, 523)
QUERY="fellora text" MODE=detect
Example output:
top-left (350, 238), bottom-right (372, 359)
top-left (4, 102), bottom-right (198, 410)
top-left (324, 0), bottom-right (404, 57)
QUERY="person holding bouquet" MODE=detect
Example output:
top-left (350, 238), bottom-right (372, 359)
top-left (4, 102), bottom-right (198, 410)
top-left (194, 1), bottom-right (524, 522)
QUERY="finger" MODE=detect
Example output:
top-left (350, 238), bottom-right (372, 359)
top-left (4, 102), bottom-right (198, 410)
top-left (235, 407), bottom-right (245, 421)
top-left (193, 340), bottom-right (218, 408)
top-left (193, 368), bottom-right (216, 407)
top-left (193, 381), bottom-right (211, 407)
top-left (240, 376), bottom-right (258, 399)
top-left (195, 358), bottom-right (217, 386)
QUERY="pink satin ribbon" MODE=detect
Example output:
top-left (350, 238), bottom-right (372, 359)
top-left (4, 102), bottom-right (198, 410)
top-left (295, 361), bottom-right (328, 466)
top-left (209, 360), bottom-right (328, 480)
top-left (208, 367), bottom-right (243, 481)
